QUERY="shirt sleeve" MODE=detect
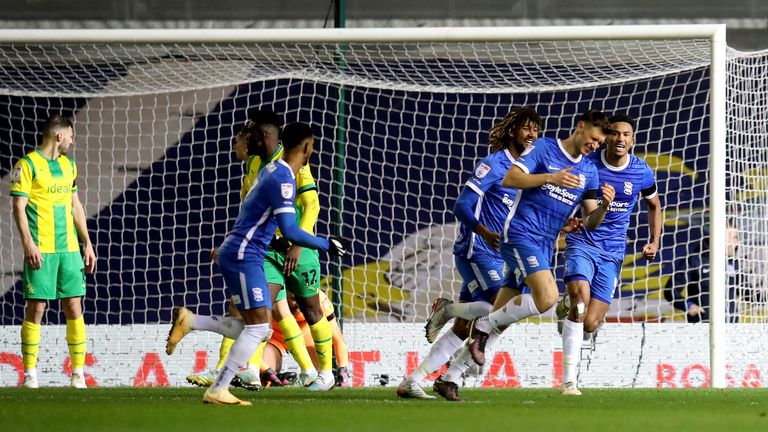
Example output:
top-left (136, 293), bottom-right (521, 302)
top-left (266, 171), bottom-right (297, 216)
top-left (586, 164), bottom-right (600, 192)
top-left (9, 158), bottom-right (32, 197)
top-left (465, 156), bottom-right (504, 196)
top-left (641, 164), bottom-right (658, 199)
top-left (71, 158), bottom-right (78, 191)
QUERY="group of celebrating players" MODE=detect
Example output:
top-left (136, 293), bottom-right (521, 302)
top-left (11, 105), bottom-right (661, 405)
top-left (398, 107), bottom-right (661, 401)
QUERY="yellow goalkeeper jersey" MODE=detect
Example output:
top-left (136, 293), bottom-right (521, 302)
top-left (9, 150), bottom-right (80, 253)
top-left (241, 145), bottom-right (318, 235)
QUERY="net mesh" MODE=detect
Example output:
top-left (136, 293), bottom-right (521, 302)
top-left (0, 37), bottom-right (764, 384)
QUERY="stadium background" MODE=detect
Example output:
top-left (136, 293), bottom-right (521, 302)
top-left (0, 0), bottom-right (766, 388)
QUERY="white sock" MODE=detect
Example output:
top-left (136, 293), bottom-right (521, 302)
top-left (562, 319), bottom-right (583, 385)
top-left (477, 294), bottom-right (539, 333)
top-left (446, 301), bottom-right (492, 320)
top-left (211, 323), bottom-right (270, 390)
top-left (192, 315), bottom-right (244, 339)
top-left (408, 330), bottom-right (464, 384)
top-left (72, 367), bottom-right (83, 376)
top-left (25, 368), bottom-right (37, 377)
top-left (442, 331), bottom-right (499, 383)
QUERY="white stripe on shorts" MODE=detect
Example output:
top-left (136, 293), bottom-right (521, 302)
top-left (513, 248), bottom-right (528, 280)
top-left (240, 272), bottom-right (251, 310)
top-left (470, 262), bottom-right (489, 292)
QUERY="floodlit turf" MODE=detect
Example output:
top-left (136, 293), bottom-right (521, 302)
top-left (1, 386), bottom-right (767, 432)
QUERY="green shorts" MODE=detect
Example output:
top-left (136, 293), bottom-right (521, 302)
top-left (264, 248), bottom-right (321, 298)
top-left (23, 252), bottom-right (85, 300)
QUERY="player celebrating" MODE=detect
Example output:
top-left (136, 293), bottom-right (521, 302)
top-left (10, 114), bottom-right (97, 388)
top-left (556, 114), bottom-right (661, 395)
top-left (397, 107), bottom-right (542, 400)
top-left (467, 110), bottom-right (615, 369)
top-left (186, 111), bottom-right (320, 391)
top-left (166, 122), bottom-right (346, 406)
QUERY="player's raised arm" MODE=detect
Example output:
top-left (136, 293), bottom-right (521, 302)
top-left (502, 142), bottom-right (581, 189)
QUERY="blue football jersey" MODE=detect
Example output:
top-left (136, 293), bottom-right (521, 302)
top-left (454, 149), bottom-right (519, 259)
top-left (566, 150), bottom-right (657, 259)
top-left (219, 159), bottom-right (297, 260)
top-left (503, 137), bottom-right (599, 245)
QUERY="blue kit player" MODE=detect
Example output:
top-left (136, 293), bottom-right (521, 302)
top-left (397, 107), bottom-right (543, 401)
top-left (467, 110), bottom-right (616, 372)
top-left (165, 122), bottom-right (346, 406)
top-left (557, 114), bottom-right (661, 395)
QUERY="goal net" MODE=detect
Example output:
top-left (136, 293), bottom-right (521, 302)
top-left (0, 27), bottom-right (764, 388)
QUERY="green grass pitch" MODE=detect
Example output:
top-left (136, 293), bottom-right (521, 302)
top-left (1, 387), bottom-right (767, 432)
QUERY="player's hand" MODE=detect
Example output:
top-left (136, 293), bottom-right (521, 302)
top-left (269, 236), bottom-right (291, 254)
top-left (548, 167), bottom-right (581, 188)
top-left (283, 244), bottom-right (302, 275)
top-left (687, 304), bottom-right (701, 316)
top-left (642, 243), bottom-right (659, 260)
top-left (329, 237), bottom-right (348, 257)
top-left (23, 241), bottom-right (43, 270)
top-left (561, 217), bottom-right (583, 233)
top-left (210, 247), bottom-right (218, 263)
top-left (82, 243), bottom-right (96, 273)
top-left (481, 231), bottom-right (501, 250)
top-left (600, 183), bottom-right (616, 208)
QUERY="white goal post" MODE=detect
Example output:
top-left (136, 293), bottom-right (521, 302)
top-left (0, 25), bottom-right (745, 389)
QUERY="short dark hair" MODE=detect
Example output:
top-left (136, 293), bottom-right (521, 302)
top-left (578, 109), bottom-right (612, 135)
top-left (281, 122), bottom-right (313, 151)
top-left (489, 107), bottom-right (542, 153)
top-left (608, 113), bottom-right (636, 131)
top-left (42, 114), bottom-right (73, 141)
top-left (239, 110), bottom-right (282, 156)
top-left (248, 110), bottom-right (281, 129)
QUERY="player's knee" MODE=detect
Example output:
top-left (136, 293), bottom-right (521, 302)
top-left (25, 302), bottom-right (46, 321)
top-left (584, 318), bottom-right (600, 333)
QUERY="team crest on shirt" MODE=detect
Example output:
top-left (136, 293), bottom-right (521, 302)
top-left (624, 182), bottom-right (633, 195)
top-left (10, 167), bottom-right (21, 184)
top-left (281, 183), bottom-right (294, 199)
top-left (475, 163), bottom-right (491, 179)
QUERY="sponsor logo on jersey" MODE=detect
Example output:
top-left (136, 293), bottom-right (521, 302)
top-left (281, 183), bottom-right (293, 199)
top-left (547, 164), bottom-right (560, 172)
top-left (266, 163), bottom-right (277, 173)
top-left (47, 184), bottom-right (72, 194)
top-left (475, 163), bottom-right (491, 179)
top-left (624, 181), bottom-right (633, 195)
top-left (541, 184), bottom-right (578, 206)
top-left (502, 193), bottom-right (516, 208)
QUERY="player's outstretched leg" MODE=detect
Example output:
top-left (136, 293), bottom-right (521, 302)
top-left (425, 297), bottom-right (453, 343)
top-left (166, 307), bottom-right (194, 355)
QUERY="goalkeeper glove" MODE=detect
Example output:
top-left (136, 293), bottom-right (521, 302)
top-left (329, 237), bottom-right (348, 257)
